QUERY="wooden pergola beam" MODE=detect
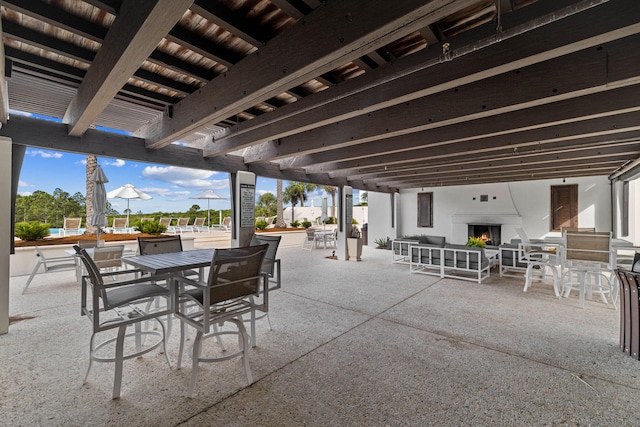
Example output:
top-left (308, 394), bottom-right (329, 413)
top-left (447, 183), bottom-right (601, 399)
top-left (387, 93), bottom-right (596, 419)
top-left (208, 0), bottom-right (639, 157)
top-left (140, 0), bottom-right (478, 149)
top-left (237, 2), bottom-right (640, 162)
top-left (63, 0), bottom-right (193, 137)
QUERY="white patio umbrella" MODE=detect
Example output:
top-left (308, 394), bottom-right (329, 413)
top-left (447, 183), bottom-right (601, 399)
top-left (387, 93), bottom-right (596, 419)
top-left (321, 191), bottom-right (328, 229)
top-left (106, 183), bottom-right (152, 225)
top-left (89, 165), bottom-right (109, 243)
top-left (190, 189), bottom-right (227, 226)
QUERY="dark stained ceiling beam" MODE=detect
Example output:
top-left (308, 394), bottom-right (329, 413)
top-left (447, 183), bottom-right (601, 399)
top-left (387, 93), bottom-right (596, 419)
top-left (281, 45), bottom-right (640, 168)
top-left (63, 0), bottom-right (193, 136)
top-left (204, 0), bottom-right (586, 155)
top-left (268, 0), bottom-right (310, 20)
top-left (6, 48), bottom-right (175, 108)
top-left (2, 19), bottom-right (193, 97)
top-left (140, 0), bottom-right (479, 149)
top-left (0, 0), bottom-right (217, 83)
top-left (190, 0), bottom-right (272, 47)
top-left (418, 25), bottom-right (440, 45)
top-left (207, 0), bottom-right (616, 157)
top-left (360, 149), bottom-right (640, 186)
top-left (146, 50), bottom-right (216, 83)
top-left (0, 0), bottom-right (108, 42)
top-left (165, 25), bottom-right (243, 69)
top-left (0, 115), bottom-right (384, 191)
top-left (306, 108), bottom-right (640, 175)
top-left (2, 18), bottom-right (94, 62)
top-left (346, 136), bottom-right (640, 180)
top-left (82, 0), bottom-right (121, 16)
top-left (233, 1), bottom-right (640, 161)
top-left (386, 163), bottom-right (619, 188)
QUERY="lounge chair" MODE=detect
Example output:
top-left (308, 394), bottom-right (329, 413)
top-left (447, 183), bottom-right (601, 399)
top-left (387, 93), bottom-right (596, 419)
top-left (61, 217), bottom-right (82, 236)
top-left (221, 216), bottom-right (232, 232)
top-left (158, 217), bottom-right (173, 232)
top-left (175, 217), bottom-right (193, 233)
top-left (111, 217), bottom-right (130, 233)
top-left (192, 217), bottom-right (209, 232)
top-left (23, 246), bottom-right (77, 294)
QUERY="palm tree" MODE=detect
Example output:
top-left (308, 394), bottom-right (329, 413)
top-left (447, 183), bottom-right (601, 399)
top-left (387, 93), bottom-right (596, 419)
top-left (275, 179), bottom-right (286, 228)
top-left (283, 182), bottom-right (307, 222)
top-left (256, 192), bottom-right (277, 216)
top-left (85, 155), bottom-right (97, 235)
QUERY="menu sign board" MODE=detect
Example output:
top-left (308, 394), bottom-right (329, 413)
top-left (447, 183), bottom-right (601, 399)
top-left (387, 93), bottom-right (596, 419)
top-left (240, 183), bottom-right (255, 228)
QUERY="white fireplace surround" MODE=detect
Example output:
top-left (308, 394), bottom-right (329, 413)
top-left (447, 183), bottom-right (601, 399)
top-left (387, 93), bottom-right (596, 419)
top-left (451, 214), bottom-right (522, 245)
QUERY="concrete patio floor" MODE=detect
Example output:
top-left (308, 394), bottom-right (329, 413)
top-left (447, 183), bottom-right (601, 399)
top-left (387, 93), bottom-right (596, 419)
top-left (2, 242), bottom-right (640, 426)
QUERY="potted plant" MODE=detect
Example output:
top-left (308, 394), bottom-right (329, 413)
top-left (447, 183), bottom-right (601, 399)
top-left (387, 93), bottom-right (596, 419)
top-left (465, 236), bottom-right (486, 248)
top-left (347, 224), bottom-right (363, 261)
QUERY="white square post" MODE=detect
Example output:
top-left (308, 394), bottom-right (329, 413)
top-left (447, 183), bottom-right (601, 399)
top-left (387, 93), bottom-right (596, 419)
top-left (338, 186), bottom-right (353, 261)
top-left (0, 137), bottom-right (12, 334)
top-left (231, 171), bottom-right (256, 248)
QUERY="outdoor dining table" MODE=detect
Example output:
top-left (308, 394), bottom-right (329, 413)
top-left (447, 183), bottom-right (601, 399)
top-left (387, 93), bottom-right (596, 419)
top-left (120, 248), bottom-right (214, 276)
top-left (539, 236), bottom-right (637, 308)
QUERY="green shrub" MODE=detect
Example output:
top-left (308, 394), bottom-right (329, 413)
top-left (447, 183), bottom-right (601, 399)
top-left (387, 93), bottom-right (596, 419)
top-left (352, 218), bottom-right (358, 224)
top-left (14, 222), bottom-right (50, 241)
top-left (290, 220), bottom-right (300, 228)
top-left (301, 220), bottom-right (312, 228)
top-left (134, 220), bottom-right (167, 235)
top-left (325, 216), bottom-right (336, 224)
top-left (466, 236), bottom-right (486, 248)
top-left (255, 219), bottom-right (268, 230)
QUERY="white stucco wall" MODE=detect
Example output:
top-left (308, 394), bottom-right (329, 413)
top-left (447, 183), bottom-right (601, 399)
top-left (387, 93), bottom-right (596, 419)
top-left (368, 176), bottom-right (613, 246)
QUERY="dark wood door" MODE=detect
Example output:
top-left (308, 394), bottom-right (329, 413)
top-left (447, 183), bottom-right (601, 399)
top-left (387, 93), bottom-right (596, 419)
top-left (551, 184), bottom-right (578, 231)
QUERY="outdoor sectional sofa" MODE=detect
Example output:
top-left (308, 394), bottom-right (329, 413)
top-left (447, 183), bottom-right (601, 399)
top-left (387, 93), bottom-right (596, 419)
top-left (392, 236), bottom-right (445, 264)
top-left (498, 239), bottom-right (528, 278)
top-left (392, 237), bottom-right (491, 284)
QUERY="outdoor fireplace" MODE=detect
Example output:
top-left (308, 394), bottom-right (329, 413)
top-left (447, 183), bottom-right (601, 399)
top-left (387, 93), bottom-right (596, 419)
top-left (467, 224), bottom-right (501, 246)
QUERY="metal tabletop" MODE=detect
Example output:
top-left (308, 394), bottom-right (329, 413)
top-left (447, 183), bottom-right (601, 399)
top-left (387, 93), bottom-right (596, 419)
top-left (121, 248), bottom-right (215, 275)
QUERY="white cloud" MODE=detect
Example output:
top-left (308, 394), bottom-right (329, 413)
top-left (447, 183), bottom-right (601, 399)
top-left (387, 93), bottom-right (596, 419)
top-left (138, 187), bottom-right (191, 199)
top-left (141, 166), bottom-right (228, 190)
top-left (18, 180), bottom-right (32, 188)
top-left (256, 189), bottom-right (274, 196)
top-left (104, 159), bottom-right (126, 167)
top-left (19, 191), bottom-right (32, 196)
top-left (26, 149), bottom-right (62, 159)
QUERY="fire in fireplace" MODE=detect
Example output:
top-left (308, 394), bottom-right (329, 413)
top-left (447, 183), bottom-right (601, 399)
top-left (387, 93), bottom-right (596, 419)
top-left (467, 224), bottom-right (501, 246)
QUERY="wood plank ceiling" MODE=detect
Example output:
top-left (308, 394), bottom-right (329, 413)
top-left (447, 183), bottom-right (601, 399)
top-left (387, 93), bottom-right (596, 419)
top-left (0, 0), bottom-right (639, 193)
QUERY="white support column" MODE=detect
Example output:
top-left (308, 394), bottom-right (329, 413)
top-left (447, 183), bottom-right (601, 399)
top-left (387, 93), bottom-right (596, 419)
top-left (0, 137), bottom-right (12, 334)
top-left (612, 180), bottom-right (625, 238)
top-left (338, 186), bottom-right (352, 261)
top-left (231, 171), bottom-right (256, 247)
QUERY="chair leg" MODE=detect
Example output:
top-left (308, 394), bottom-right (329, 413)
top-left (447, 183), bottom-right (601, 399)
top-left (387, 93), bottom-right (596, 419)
top-left (187, 331), bottom-right (204, 398)
top-left (84, 333), bottom-right (97, 383)
top-left (22, 260), bottom-right (44, 294)
top-left (178, 320), bottom-right (188, 369)
top-left (230, 319), bottom-right (253, 385)
top-left (523, 264), bottom-right (534, 292)
top-left (112, 325), bottom-right (127, 400)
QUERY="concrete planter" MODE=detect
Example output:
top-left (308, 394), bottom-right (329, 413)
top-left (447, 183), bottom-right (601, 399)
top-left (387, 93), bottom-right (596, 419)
top-left (347, 237), bottom-right (363, 261)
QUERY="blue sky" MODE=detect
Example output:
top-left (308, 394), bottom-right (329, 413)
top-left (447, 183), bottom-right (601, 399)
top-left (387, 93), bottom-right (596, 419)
top-left (18, 148), bottom-right (361, 214)
top-left (15, 111), bottom-right (361, 213)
